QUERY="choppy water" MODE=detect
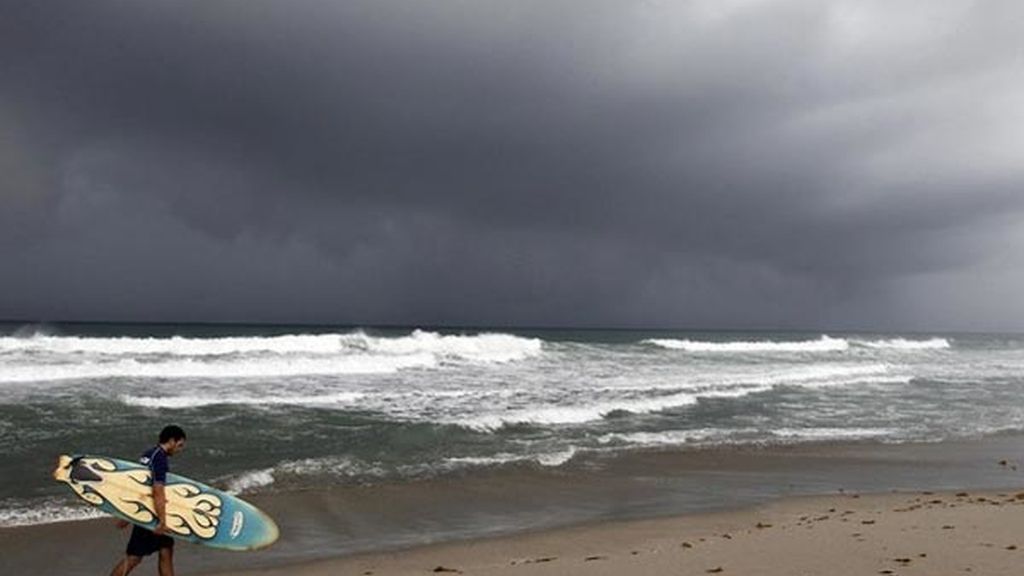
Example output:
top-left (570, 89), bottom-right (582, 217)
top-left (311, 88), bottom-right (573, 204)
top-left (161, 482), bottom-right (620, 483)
top-left (2, 322), bottom-right (1023, 527)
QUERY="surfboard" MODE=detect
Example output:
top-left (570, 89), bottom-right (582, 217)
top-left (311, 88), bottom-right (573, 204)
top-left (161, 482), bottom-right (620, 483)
top-left (53, 454), bottom-right (279, 551)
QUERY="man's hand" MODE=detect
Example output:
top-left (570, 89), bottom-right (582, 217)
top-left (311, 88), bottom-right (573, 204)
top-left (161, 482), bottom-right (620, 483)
top-left (153, 521), bottom-right (168, 536)
top-left (114, 519), bottom-right (130, 530)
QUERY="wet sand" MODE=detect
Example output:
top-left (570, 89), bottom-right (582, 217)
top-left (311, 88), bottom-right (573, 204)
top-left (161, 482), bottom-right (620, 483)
top-left (211, 488), bottom-right (1024, 576)
top-left (4, 436), bottom-right (1024, 575)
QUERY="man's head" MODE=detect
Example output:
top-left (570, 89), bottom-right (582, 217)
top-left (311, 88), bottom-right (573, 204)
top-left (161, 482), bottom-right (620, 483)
top-left (158, 425), bottom-right (187, 456)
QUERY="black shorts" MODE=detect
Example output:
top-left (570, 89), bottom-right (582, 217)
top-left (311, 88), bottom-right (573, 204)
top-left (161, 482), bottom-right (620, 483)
top-left (126, 525), bottom-right (174, 557)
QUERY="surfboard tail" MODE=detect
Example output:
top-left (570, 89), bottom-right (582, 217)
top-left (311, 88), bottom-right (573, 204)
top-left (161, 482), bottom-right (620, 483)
top-left (53, 454), bottom-right (73, 482)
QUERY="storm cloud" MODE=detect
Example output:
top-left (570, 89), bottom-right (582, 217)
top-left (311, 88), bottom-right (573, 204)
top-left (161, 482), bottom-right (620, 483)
top-left (2, 1), bottom-right (1023, 330)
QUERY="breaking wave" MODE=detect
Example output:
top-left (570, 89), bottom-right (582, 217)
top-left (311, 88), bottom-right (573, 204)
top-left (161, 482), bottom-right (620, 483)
top-left (0, 498), bottom-right (105, 528)
top-left (0, 354), bottom-right (436, 383)
top-left (223, 468), bottom-right (277, 495)
top-left (0, 329), bottom-right (541, 361)
top-left (644, 335), bottom-right (849, 353)
top-left (0, 330), bottom-right (543, 383)
top-left (644, 335), bottom-right (951, 353)
top-left (120, 392), bottom-right (366, 409)
top-left (852, 337), bottom-right (951, 350)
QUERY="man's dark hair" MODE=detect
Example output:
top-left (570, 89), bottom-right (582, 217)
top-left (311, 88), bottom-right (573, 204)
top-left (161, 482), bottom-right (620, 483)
top-left (159, 425), bottom-right (187, 444)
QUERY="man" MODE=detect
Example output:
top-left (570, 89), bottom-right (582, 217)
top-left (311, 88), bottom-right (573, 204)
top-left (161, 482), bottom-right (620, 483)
top-left (109, 425), bottom-right (187, 576)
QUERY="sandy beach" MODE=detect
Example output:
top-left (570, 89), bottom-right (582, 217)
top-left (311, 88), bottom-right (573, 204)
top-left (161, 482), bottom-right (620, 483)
top-left (210, 488), bottom-right (1024, 576)
top-left (5, 437), bottom-right (1024, 575)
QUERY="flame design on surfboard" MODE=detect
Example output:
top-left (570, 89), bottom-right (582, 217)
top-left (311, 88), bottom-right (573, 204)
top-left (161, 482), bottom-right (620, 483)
top-left (54, 455), bottom-right (223, 539)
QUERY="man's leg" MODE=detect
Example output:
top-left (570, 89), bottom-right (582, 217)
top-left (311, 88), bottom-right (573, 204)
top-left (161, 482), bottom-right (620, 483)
top-left (108, 556), bottom-right (141, 576)
top-left (157, 545), bottom-right (174, 576)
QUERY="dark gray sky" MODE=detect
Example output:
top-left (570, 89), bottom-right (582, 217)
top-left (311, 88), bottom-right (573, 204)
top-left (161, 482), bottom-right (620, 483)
top-left (2, 1), bottom-right (1023, 331)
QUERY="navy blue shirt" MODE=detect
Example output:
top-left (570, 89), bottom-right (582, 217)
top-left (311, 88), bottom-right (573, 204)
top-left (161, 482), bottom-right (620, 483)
top-left (140, 446), bottom-right (169, 485)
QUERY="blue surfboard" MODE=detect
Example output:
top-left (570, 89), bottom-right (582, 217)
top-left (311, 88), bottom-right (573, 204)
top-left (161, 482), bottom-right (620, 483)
top-left (54, 454), bottom-right (279, 551)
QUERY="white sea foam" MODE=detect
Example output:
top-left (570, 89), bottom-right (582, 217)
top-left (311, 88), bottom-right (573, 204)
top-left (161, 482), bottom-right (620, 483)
top-left (0, 333), bottom-right (347, 356)
top-left (598, 426), bottom-right (898, 448)
top-left (0, 354), bottom-right (436, 383)
top-left (0, 499), bottom-right (106, 527)
top-left (535, 446), bottom-right (579, 466)
top-left (853, 337), bottom-right (951, 350)
top-left (644, 335), bottom-right (849, 353)
top-left (0, 330), bottom-right (542, 362)
top-left (770, 427), bottom-right (898, 439)
top-left (457, 391), bottom-right (700, 430)
top-left (338, 330), bottom-right (543, 363)
top-left (0, 331), bottom-right (542, 383)
top-left (737, 363), bottom-right (912, 389)
top-left (223, 468), bottom-right (276, 494)
top-left (275, 456), bottom-right (389, 479)
top-left (120, 392), bottom-right (365, 409)
top-left (598, 428), bottom-right (744, 447)
top-left (443, 447), bottom-right (578, 468)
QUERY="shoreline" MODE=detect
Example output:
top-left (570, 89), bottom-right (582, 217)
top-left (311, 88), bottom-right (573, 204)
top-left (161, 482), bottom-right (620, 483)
top-left (204, 487), bottom-right (1024, 575)
top-left (5, 435), bottom-right (1024, 574)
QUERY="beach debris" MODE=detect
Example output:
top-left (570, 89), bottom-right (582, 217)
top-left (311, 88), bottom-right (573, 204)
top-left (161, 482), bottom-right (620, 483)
top-left (893, 557), bottom-right (912, 564)
top-left (706, 567), bottom-right (724, 573)
top-left (941, 525), bottom-right (955, 529)
top-left (861, 520), bottom-right (876, 525)
top-left (433, 566), bottom-right (461, 573)
top-left (878, 570), bottom-right (894, 575)
top-left (755, 522), bottom-right (773, 529)
top-left (584, 555), bottom-right (607, 561)
top-left (681, 542), bottom-right (693, 549)
top-left (956, 492), bottom-right (969, 497)
top-left (1007, 545), bottom-right (1018, 550)
top-left (524, 556), bottom-right (557, 564)
top-left (720, 533), bottom-right (733, 539)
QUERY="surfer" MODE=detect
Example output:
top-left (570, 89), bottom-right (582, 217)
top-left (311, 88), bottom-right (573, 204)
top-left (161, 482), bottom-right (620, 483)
top-left (108, 425), bottom-right (187, 576)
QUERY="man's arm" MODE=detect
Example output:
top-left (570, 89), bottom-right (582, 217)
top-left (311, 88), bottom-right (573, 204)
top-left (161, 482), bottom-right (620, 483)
top-left (153, 482), bottom-right (168, 534)
top-left (151, 449), bottom-right (170, 535)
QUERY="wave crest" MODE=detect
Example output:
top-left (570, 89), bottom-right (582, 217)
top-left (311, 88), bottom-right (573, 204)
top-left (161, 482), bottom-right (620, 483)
top-left (0, 329), bottom-right (542, 361)
top-left (643, 335), bottom-right (849, 353)
top-left (853, 337), bottom-right (951, 350)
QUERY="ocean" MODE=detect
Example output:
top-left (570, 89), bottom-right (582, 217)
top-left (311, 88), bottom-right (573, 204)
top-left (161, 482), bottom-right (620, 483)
top-left (2, 322), bottom-right (1023, 531)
